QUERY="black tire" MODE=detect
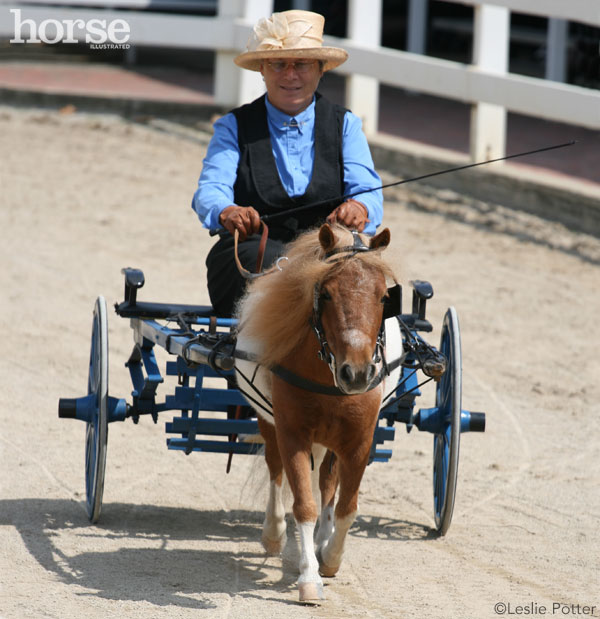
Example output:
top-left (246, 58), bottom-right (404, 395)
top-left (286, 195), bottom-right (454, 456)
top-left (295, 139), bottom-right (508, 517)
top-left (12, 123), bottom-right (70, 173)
top-left (433, 307), bottom-right (461, 535)
top-left (85, 296), bottom-right (109, 523)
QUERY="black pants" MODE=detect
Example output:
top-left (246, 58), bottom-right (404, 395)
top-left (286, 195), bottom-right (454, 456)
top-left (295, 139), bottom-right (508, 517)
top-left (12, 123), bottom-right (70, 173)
top-left (206, 233), bottom-right (286, 318)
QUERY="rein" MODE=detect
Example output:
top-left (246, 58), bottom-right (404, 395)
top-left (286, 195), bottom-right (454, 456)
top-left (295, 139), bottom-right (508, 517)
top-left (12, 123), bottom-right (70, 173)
top-left (231, 220), bottom-right (373, 281)
top-left (233, 221), bottom-right (272, 280)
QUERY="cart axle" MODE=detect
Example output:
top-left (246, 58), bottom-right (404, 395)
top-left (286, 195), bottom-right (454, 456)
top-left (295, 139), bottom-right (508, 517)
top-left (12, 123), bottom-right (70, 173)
top-left (390, 407), bottom-right (486, 434)
top-left (58, 395), bottom-right (128, 423)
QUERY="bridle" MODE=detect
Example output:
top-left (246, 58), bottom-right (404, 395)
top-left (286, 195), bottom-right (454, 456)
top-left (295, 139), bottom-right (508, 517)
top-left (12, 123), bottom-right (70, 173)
top-left (232, 229), bottom-right (404, 403)
top-left (310, 231), bottom-right (397, 389)
top-left (311, 287), bottom-right (388, 389)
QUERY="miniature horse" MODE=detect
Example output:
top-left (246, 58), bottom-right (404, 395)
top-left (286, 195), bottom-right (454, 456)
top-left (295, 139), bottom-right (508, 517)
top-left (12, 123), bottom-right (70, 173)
top-left (235, 223), bottom-right (402, 602)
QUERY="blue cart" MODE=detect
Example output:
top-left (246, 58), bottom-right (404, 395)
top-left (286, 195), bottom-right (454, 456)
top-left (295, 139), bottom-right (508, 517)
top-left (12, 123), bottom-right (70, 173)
top-left (58, 268), bottom-right (485, 534)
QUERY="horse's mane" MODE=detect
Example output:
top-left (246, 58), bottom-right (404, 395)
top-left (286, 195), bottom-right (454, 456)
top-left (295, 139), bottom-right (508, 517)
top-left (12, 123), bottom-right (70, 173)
top-left (236, 225), bottom-right (396, 368)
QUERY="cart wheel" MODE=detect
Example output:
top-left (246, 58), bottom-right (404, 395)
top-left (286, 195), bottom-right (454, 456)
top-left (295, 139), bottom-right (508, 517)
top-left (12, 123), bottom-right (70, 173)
top-left (433, 307), bottom-right (461, 535)
top-left (85, 296), bottom-right (109, 523)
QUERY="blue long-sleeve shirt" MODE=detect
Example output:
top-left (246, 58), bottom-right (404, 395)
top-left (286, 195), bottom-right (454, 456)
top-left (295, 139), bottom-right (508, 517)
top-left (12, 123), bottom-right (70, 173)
top-left (192, 95), bottom-right (383, 235)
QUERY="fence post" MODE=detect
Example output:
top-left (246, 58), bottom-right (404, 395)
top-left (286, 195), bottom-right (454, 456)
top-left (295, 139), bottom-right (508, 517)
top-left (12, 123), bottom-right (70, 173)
top-left (407, 0), bottom-right (428, 55)
top-left (345, 0), bottom-right (382, 135)
top-left (214, 0), bottom-right (273, 108)
top-left (469, 4), bottom-right (509, 161)
top-left (546, 18), bottom-right (568, 82)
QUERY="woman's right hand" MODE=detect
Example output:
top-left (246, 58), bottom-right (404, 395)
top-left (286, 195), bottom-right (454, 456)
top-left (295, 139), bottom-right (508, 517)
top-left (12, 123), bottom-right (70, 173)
top-left (219, 205), bottom-right (262, 241)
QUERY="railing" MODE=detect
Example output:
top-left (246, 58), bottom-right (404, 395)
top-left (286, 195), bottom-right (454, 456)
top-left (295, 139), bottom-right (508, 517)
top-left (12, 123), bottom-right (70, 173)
top-left (0, 0), bottom-right (598, 161)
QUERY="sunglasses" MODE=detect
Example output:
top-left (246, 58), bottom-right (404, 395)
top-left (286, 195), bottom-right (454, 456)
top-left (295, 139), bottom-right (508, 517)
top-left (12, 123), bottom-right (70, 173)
top-left (266, 60), bottom-right (318, 74)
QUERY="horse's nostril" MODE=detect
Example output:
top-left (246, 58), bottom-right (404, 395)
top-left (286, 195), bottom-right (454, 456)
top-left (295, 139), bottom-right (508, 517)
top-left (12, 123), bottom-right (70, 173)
top-left (340, 364), bottom-right (354, 384)
top-left (367, 363), bottom-right (376, 382)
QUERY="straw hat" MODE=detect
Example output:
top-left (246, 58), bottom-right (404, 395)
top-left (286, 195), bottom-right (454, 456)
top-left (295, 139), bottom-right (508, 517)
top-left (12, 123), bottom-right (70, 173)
top-left (234, 10), bottom-right (348, 72)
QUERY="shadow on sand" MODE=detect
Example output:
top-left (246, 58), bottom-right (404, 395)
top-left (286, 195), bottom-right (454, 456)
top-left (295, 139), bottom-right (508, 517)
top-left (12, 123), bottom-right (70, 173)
top-left (1, 498), bottom-right (434, 608)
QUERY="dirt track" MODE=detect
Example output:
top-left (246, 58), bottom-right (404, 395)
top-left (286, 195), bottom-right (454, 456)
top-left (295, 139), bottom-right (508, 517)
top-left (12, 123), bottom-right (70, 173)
top-left (1, 106), bottom-right (599, 618)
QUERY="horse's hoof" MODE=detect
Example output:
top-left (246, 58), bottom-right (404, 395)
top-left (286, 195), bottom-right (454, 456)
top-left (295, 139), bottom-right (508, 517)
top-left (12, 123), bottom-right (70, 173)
top-left (298, 581), bottom-right (324, 604)
top-left (316, 546), bottom-right (340, 577)
top-left (318, 562), bottom-right (339, 578)
top-left (261, 530), bottom-right (286, 556)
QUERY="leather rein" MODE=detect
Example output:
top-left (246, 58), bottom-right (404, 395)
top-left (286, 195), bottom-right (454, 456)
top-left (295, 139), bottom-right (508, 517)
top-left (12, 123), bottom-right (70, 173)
top-left (233, 221), bottom-right (290, 280)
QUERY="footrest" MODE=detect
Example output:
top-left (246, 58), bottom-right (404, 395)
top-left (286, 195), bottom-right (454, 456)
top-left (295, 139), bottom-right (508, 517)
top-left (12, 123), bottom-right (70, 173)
top-left (167, 438), bottom-right (262, 455)
top-left (166, 417), bottom-right (259, 436)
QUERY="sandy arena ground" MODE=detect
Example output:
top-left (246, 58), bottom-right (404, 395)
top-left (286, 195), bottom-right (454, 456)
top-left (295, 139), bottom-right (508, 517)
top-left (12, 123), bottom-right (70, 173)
top-left (1, 106), bottom-right (599, 618)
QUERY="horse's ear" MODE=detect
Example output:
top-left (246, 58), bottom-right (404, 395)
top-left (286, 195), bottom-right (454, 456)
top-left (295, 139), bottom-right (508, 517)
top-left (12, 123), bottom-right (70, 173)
top-left (370, 227), bottom-right (391, 250)
top-left (319, 223), bottom-right (337, 253)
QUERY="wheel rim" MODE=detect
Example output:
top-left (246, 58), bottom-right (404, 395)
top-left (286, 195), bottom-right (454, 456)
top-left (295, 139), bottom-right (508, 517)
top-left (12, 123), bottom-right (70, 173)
top-left (85, 296), bottom-right (108, 522)
top-left (433, 307), bottom-right (461, 535)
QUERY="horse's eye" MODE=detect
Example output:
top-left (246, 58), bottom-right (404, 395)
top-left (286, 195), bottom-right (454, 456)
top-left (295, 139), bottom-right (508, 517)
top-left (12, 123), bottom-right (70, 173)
top-left (321, 290), bottom-right (332, 301)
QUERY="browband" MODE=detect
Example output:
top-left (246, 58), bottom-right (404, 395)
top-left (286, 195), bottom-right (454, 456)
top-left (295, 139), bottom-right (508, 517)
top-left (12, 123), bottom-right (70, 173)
top-left (324, 230), bottom-right (372, 260)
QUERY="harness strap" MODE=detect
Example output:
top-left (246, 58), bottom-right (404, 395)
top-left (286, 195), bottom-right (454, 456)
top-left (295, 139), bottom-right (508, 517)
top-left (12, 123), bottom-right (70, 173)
top-left (271, 355), bottom-right (404, 397)
top-left (233, 347), bottom-right (402, 399)
top-left (234, 365), bottom-right (274, 417)
top-left (323, 230), bottom-right (371, 260)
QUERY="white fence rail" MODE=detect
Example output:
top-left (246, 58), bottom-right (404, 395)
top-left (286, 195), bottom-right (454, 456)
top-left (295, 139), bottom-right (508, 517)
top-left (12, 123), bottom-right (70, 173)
top-left (0, 0), bottom-right (598, 161)
top-left (437, 0), bottom-right (599, 25)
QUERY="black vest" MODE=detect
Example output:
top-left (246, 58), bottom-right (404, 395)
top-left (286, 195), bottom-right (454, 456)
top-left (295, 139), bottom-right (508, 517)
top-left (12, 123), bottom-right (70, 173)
top-left (232, 93), bottom-right (347, 242)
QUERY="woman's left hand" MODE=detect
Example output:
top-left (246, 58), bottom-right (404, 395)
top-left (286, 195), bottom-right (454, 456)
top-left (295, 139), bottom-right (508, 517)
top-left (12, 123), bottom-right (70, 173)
top-left (326, 199), bottom-right (370, 232)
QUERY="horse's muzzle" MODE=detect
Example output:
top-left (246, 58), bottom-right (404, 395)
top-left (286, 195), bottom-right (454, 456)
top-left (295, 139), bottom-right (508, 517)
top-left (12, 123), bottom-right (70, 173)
top-left (337, 362), bottom-right (377, 394)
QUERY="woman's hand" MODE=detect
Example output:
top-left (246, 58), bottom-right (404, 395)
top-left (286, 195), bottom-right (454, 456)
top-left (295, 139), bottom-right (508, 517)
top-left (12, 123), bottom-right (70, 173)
top-left (326, 199), bottom-right (370, 232)
top-left (219, 205), bottom-right (262, 241)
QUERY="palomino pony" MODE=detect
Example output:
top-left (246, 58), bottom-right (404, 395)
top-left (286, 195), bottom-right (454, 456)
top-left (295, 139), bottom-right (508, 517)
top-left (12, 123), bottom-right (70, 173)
top-left (235, 223), bottom-right (402, 602)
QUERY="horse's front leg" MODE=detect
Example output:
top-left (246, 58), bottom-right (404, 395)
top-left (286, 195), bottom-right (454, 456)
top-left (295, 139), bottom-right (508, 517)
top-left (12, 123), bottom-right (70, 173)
top-left (315, 450), bottom-right (338, 549)
top-left (257, 416), bottom-right (287, 555)
top-left (275, 422), bottom-right (323, 602)
top-left (317, 450), bottom-right (368, 578)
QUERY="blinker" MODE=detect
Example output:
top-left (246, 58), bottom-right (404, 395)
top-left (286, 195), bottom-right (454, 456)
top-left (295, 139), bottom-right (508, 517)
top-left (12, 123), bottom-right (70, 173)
top-left (383, 284), bottom-right (402, 320)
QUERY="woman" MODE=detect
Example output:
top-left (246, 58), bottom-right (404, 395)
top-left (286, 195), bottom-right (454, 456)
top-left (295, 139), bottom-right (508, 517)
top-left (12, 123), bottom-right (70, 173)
top-left (192, 9), bottom-right (383, 317)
